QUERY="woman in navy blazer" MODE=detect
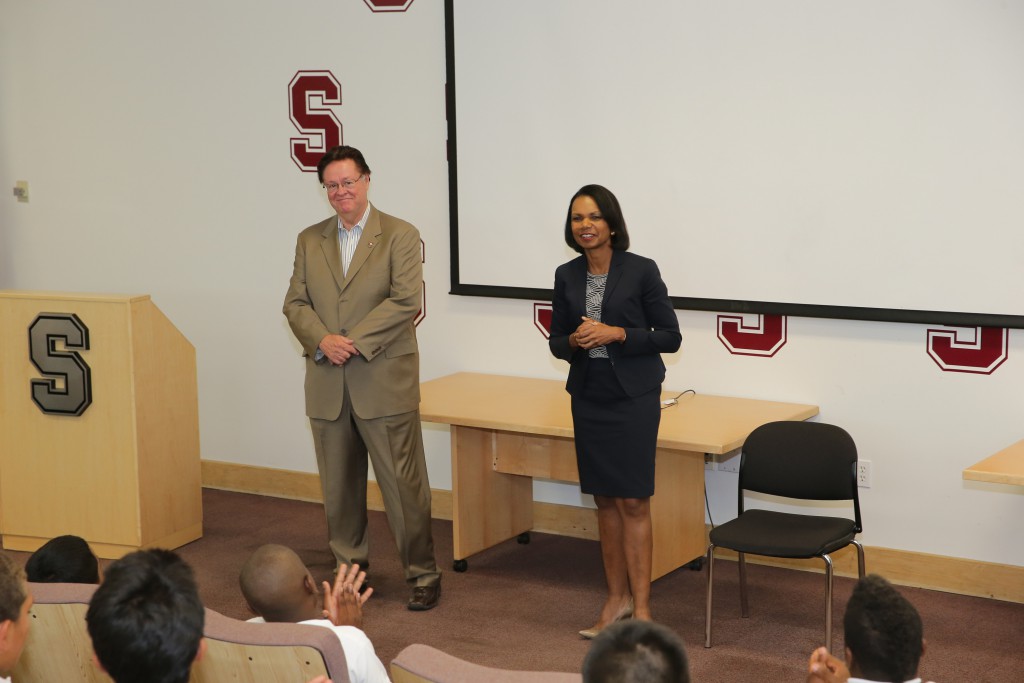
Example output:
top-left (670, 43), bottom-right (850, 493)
top-left (550, 185), bottom-right (681, 638)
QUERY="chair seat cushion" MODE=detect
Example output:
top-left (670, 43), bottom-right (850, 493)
top-left (709, 509), bottom-right (857, 558)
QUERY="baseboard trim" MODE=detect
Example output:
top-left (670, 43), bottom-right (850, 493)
top-left (200, 460), bottom-right (453, 521)
top-left (201, 460), bottom-right (1022, 603)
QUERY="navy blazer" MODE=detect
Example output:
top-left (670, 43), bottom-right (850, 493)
top-left (549, 250), bottom-right (681, 397)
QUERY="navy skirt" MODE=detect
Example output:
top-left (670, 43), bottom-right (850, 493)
top-left (570, 359), bottom-right (660, 498)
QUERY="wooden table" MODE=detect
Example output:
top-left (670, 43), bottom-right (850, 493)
top-left (964, 439), bottom-right (1024, 487)
top-left (419, 372), bottom-right (818, 579)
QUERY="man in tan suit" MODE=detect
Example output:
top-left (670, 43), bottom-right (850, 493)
top-left (283, 145), bottom-right (440, 611)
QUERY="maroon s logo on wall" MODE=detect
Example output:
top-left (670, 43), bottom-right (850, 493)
top-left (289, 71), bottom-right (342, 172)
top-left (363, 0), bottom-right (416, 11)
top-left (926, 326), bottom-right (1008, 374)
top-left (415, 240), bottom-right (426, 327)
top-left (717, 314), bottom-right (787, 357)
top-left (534, 303), bottom-right (553, 339)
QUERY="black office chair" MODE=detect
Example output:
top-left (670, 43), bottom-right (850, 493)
top-left (704, 420), bottom-right (865, 651)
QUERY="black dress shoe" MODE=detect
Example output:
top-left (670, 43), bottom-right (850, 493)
top-left (407, 583), bottom-right (441, 611)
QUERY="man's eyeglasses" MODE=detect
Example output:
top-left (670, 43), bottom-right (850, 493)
top-left (322, 175), bottom-right (365, 193)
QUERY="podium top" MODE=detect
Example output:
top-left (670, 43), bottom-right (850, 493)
top-left (0, 291), bottom-right (151, 304)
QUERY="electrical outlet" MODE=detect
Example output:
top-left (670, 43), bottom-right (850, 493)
top-left (856, 460), bottom-right (872, 488)
top-left (716, 448), bottom-right (741, 473)
top-left (704, 453), bottom-right (714, 471)
top-left (13, 181), bottom-right (29, 203)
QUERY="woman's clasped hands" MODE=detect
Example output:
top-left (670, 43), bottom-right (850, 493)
top-left (571, 316), bottom-right (624, 350)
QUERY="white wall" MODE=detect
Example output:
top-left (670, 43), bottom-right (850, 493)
top-left (2, 0), bottom-right (1021, 568)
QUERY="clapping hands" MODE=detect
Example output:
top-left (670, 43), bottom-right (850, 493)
top-left (321, 563), bottom-right (371, 629)
top-left (806, 646), bottom-right (850, 683)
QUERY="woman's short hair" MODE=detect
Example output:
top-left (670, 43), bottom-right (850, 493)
top-left (564, 184), bottom-right (631, 254)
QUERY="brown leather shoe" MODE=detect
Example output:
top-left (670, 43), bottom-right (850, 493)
top-left (407, 583), bottom-right (441, 611)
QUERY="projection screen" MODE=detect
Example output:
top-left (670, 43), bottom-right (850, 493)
top-left (445, 0), bottom-right (1024, 327)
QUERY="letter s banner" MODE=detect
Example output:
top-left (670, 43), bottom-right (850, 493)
top-left (926, 326), bottom-right (1008, 374)
top-left (29, 313), bottom-right (93, 416)
top-left (717, 314), bottom-right (787, 357)
top-left (533, 303), bottom-right (553, 339)
top-left (363, 0), bottom-right (416, 11)
top-left (289, 71), bottom-right (342, 171)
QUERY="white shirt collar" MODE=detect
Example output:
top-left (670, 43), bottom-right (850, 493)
top-left (338, 203), bottom-right (371, 234)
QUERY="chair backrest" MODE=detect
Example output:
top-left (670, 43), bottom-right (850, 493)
top-left (391, 643), bottom-right (583, 683)
top-left (190, 608), bottom-right (350, 683)
top-left (13, 582), bottom-right (348, 683)
top-left (739, 421), bottom-right (861, 526)
top-left (13, 581), bottom-right (107, 683)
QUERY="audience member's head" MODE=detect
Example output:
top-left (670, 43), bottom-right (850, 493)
top-left (26, 535), bottom-right (100, 584)
top-left (582, 620), bottom-right (690, 683)
top-left (0, 552), bottom-right (33, 678)
top-left (843, 574), bottom-right (925, 682)
top-left (239, 543), bottom-right (320, 623)
top-left (86, 549), bottom-right (205, 683)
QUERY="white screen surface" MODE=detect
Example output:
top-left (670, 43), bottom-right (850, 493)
top-left (449, 0), bottom-right (1024, 324)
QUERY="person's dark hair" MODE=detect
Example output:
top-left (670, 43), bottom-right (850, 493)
top-left (0, 553), bottom-right (27, 623)
top-left (317, 145), bottom-right (372, 183)
top-left (583, 620), bottom-right (690, 683)
top-left (844, 574), bottom-right (924, 682)
top-left (86, 549), bottom-right (204, 683)
top-left (26, 535), bottom-right (100, 584)
top-left (564, 184), bottom-right (631, 254)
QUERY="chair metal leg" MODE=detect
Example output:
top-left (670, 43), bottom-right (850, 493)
top-left (704, 545), bottom-right (716, 648)
top-left (738, 552), bottom-right (749, 618)
top-left (853, 540), bottom-right (866, 578)
top-left (823, 554), bottom-right (834, 653)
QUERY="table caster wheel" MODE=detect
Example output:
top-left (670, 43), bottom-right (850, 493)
top-left (453, 559), bottom-right (468, 572)
top-left (517, 532), bottom-right (531, 544)
top-left (685, 557), bottom-right (705, 571)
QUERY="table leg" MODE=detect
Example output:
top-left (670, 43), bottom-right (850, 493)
top-left (450, 425), bottom-right (533, 562)
top-left (650, 448), bottom-right (707, 580)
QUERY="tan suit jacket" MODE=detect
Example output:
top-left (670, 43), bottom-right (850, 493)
top-left (283, 205), bottom-right (422, 420)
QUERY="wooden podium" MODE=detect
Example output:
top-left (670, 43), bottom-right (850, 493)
top-left (0, 291), bottom-right (202, 558)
